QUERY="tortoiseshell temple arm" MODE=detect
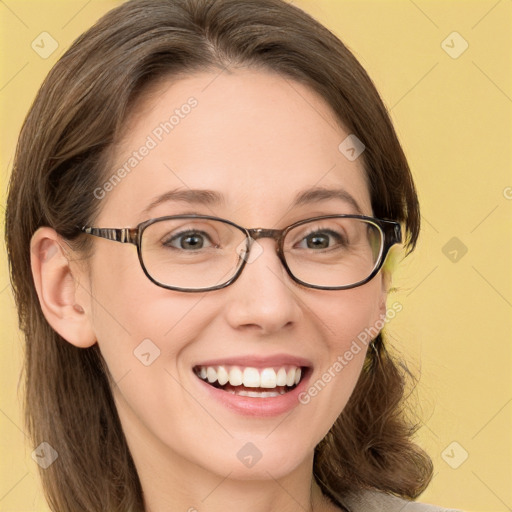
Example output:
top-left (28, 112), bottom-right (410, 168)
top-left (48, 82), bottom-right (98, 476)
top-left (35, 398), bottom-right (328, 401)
top-left (81, 227), bottom-right (139, 245)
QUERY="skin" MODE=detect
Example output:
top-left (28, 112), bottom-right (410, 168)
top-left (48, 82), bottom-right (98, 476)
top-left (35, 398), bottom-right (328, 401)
top-left (31, 68), bottom-right (390, 512)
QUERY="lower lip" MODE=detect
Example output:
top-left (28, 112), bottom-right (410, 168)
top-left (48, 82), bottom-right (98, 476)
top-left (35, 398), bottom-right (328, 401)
top-left (194, 369), bottom-right (311, 417)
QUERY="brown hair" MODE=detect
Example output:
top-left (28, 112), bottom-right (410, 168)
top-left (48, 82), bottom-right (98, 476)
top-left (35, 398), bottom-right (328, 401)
top-left (5, 0), bottom-right (431, 510)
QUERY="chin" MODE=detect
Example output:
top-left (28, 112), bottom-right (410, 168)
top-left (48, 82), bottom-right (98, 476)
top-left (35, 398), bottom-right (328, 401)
top-left (208, 436), bottom-right (313, 481)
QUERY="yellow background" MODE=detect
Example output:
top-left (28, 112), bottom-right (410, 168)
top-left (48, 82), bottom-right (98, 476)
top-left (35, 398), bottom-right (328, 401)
top-left (1, 1), bottom-right (510, 511)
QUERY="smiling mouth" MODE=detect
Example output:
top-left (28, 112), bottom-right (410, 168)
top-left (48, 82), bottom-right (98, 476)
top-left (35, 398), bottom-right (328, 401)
top-left (193, 364), bottom-right (306, 397)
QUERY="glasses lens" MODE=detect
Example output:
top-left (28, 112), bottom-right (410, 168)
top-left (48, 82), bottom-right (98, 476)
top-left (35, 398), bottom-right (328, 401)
top-left (283, 217), bottom-right (383, 288)
top-left (141, 218), bottom-right (247, 290)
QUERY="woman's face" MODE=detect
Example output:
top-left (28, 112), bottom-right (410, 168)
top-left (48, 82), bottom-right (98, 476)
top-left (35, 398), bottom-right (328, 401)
top-left (78, 69), bottom-right (387, 482)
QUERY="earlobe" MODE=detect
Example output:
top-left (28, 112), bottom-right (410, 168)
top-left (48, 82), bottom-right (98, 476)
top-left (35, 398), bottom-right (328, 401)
top-left (30, 227), bottom-right (96, 348)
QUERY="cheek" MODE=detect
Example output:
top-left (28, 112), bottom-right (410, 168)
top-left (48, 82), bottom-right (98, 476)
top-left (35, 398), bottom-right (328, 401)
top-left (319, 279), bottom-right (384, 349)
top-left (87, 260), bottom-right (227, 458)
top-left (87, 251), bottom-right (215, 379)
top-left (300, 281), bottom-right (384, 426)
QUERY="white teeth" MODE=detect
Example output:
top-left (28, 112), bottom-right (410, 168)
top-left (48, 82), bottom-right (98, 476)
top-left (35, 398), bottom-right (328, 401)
top-left (286, 368), bottom-right (296, 387)
top-left (206, 367), bottom-right (217, 383)
top-left (217, 366), bottom-right (229, 386)
top-left (236, 389), bottom-right (286, 398)
top-left (195, 364), bottom-right (304, 389)
top-left (221, 389), bottom-right (287, 397)
top-left (229, 367), bottom-right (243, 386)
top-left (276, 368), bottom-right (287, 386)
top-left (243, 367), bottom-right (260, 388)
top-left (260, 368), bottom-right (277, 388)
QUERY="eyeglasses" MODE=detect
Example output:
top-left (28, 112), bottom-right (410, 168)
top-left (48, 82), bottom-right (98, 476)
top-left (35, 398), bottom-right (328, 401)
top-left (81, 214), bottom-right (401, 292)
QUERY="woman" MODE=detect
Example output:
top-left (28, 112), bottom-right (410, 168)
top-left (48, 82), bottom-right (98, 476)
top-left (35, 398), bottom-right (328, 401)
top-left (4, 0), bottom-right (458, 510)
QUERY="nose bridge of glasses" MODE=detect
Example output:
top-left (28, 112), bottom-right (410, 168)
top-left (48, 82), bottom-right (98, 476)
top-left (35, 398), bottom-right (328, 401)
top-left (247, 228), bottom-right (282, 243)
top-left (243, 228), bottom-right (287, 263)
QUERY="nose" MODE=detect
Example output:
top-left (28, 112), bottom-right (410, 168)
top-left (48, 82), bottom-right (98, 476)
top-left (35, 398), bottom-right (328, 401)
top-left (222, 237), bottom-right (303, 335)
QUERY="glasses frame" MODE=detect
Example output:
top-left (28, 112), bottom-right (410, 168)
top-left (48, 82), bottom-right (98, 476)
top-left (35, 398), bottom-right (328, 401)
top-left (81, 214), bottom-right (402, 292)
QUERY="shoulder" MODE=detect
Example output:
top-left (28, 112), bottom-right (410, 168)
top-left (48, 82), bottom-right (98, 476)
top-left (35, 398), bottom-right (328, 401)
top-left (337, 488), bottom-right (463, 512)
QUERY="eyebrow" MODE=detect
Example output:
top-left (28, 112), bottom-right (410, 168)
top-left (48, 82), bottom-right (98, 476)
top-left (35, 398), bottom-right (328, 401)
top-left (141, 186), bottom-right (364, 217)
top-left (293, 187), bottom-right (363, 214)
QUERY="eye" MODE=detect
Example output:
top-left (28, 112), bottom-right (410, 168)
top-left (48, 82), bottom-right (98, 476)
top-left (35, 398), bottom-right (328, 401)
top-left (295, 228), bottom-right (347, 250)
top-left (163, 230), bottom-right (215, 251)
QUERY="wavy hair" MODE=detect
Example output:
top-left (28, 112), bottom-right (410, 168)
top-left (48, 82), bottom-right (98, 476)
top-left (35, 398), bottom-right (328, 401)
top-left (5, 0), bottom-right (431, 510)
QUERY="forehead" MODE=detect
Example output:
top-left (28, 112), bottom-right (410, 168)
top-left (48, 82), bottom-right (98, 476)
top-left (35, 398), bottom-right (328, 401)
top-left (99, 68), bottom-right (372, 225)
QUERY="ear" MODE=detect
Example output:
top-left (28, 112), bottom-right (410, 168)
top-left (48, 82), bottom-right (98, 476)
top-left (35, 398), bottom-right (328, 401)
top-left (30, 227), bottom-right (96, 348)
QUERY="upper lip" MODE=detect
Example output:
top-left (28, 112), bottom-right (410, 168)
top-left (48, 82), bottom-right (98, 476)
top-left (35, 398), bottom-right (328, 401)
top-left (193, 353), bottom-right (313, 369)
